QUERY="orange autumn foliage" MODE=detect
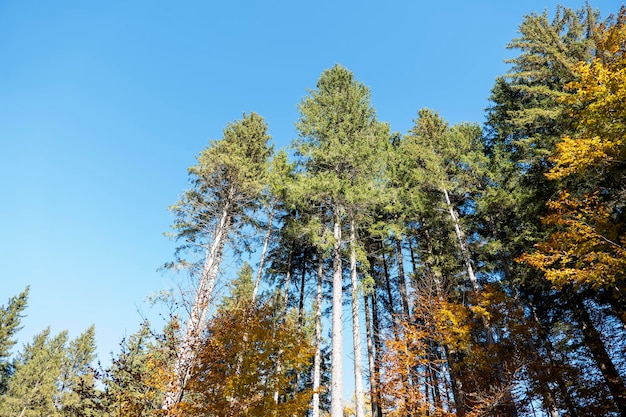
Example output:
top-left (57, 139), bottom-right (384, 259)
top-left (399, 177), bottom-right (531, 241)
top-left (172, 300), bottom-right (314, 417)
top-left (518, 192), bottom-right (626, 290)
top-left (521, 18), bottom-right (626, 293)
top-left (548, 21), bottom-right (626, 180)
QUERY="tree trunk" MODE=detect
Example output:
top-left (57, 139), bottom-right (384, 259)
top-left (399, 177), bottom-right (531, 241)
top-left (281, 247), bottom-right (294, 313)
top-left (312, 252), bottom-right (324, 417)
top-left (164, 200), bottom-right (231, 412)
top-left (395, 237), bottom-right (410, 319)
top-left (364, 292), bottom-right (381, 417)
top-left (253, 204), bottom-right (275, 302)
top-left (381, 249), bottom-right (399, 341)
top-left (349, 217), bottom-right (366, 417)
top-left (273, 246), bottom-right (294, 405)
top-left (442, 187), bottom-right (478, 291)
top-left (443, 346), bottom-right (466, 417)
top-left (331, 212), bottom-right (344, 417)
top-left (298, 251), bottom-right (307, 325)
top-left (368, 251), bottom-right (384, 417)
top-left (570, 291), bottom-right (626, 416)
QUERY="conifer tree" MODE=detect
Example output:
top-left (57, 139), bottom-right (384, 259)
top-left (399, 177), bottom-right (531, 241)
top-left (57, 325), bottom-right (99, 416)
top-left (0, 328), bottom-right (67, 417)
top-left (0, 287), bottom-right (29, 394)
top-left (164, 112), bottom-right (273, 410)
top-left (295, 64), bottom-right (389, 417)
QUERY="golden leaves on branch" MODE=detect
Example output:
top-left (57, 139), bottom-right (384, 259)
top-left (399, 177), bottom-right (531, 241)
top-left (549, 22), bottom-right (626, 180)
top-left (518, 191), bottom-right (626, 290)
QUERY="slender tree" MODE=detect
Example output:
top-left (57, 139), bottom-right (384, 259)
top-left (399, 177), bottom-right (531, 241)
top-left (295, 64), bottom-right (389, 417)
top-left (164, 112), bottom-right (273, 411)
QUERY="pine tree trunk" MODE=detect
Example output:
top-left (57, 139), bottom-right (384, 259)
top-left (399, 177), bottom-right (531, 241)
top-left (367, 251), bottom-right (384, 417)
top-left (381, 249), bottom-right (399, 341)
top-left (444, 188), bottom-right (520, 415)
top-left (364, 292), bottom-right (380, 417)
top-left (164, 201), bottom-right (231, 411)
top-left (298, 252), bottom-right (307, 325)
top-left (570, 291), bottom-right (626, 416)
top-left (443, 346), bottom-right (466, 417)
top-left (442, 187), bottom-right (479, 291)
top-left (253, 204), bottom-right (275, 302)
top-left (282, 247), bottom-right (294, 313)
top-left (331, 212), bottom-right (344, 417)
top-left (312, 252), bottom-right (324, 417)
top-left (395, 237), bottom-right (410, 319)
top-left (349, 217), bottom-right (366, 417)
top-left (273, 246), bottom-right (294, 405)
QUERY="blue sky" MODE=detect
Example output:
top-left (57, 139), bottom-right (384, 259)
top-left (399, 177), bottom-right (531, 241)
top-left (0, 0), bottom-right (620, 394)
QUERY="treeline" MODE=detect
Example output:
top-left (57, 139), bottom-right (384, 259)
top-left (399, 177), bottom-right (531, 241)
top-left (2, 4), bottom-right (626, 416)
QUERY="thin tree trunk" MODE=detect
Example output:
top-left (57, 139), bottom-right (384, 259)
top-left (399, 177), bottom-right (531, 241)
top-left (164, 199), bottom-right (232, 411)
top-left (298, 251), bottom-right (307, 325)
top-left (395, 236), bottom-right (410, 319)
top-left (282, 247), bottom-right (294, 313)
top-left (408, 235), bottom-right (418, 276)
top-left (253, 204), bottom-right (275, 302)
top-left (349, 217), bottom-right (366, 417)
top-left (364, 292), bottom-right (380, 417)
top-left (369, 253), bottom-right (384, 417)
top-left (331, 212), bottom-right (344, 417)
top-left (273, 246), bottom-right (294, 405)
top-left (570, 291), bottom-right (626, 416)
top-left (442, 187), bottom-right (478, 291)
top-left (526, 301), bottom-right (565, 417)
top-left (428, 343), bottom-right (443, 411)
top-left (381, 249), bottom-right (399, 341)
top-left (312, 252), bottom-right (324, 417)
top-left (444, 189), bottom-right (519, 415)
top-left (443, 346), bottom-right (466, 417)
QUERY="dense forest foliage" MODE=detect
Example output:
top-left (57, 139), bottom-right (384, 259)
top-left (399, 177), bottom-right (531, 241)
top-left (2, 4), bottom-right (625, 416)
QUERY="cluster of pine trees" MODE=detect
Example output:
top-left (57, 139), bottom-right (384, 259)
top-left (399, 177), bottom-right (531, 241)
top-left (2, 4), bottom-right (625, 416)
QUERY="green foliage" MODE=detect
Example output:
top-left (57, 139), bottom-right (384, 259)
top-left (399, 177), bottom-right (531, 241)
top-left (57, 326), bottom-right (99, 417)
top-left (0, 328), bottom-right (68, 417)
top-left (0, 287), bottom-right (29, 394)
top-left (168, 112), bottom-right (273, 254)
top-left (221, 262), bottom-right (255, 311)
top-left (295, 64), bottom-right (390, 211)
top-left (99, 323), bottom-right (166, 417)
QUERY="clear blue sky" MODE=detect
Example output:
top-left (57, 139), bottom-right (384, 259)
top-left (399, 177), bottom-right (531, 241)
top-left (0, 0), bottom-right (620, 389)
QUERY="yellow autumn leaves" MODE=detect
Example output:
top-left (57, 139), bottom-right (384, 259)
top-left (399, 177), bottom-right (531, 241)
top-left (520, 21), bottom-right (626, 292)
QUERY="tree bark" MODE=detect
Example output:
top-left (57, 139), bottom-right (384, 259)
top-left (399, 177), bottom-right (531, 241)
top-left (349, 217), bottom-right (366, 417)
top-left (442, 187), bottom-right (478, 291)
top-left (381, 249), bottom-right (399, 341)
top-left (331, 212), bottom-right (344, 417)
top-left (570, 291), bottom-right (626, 416)
top-left (164, 199), bottom-right (231, 412)
top-left (395, 237), bottom-right (411, 319)
top-left (298, 251), bottom-right (307, 325)
top-left (253, 204), bottom-right (275, 302)
top-left (367, 250), bottom-right (384, 417)
top-left (312, 252), bottom-right (324, 417)
top-left (364, 292), bottom-right (381, 417)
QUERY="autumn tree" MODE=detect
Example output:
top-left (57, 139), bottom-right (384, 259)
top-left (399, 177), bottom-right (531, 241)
top-left (519, 12), bottom-right (626, 415)
top-left (174, 289), bottom-right (313, 417)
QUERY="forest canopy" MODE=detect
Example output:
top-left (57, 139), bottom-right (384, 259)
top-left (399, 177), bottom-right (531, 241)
top-left (2, 4), bottom-right (626, 417)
